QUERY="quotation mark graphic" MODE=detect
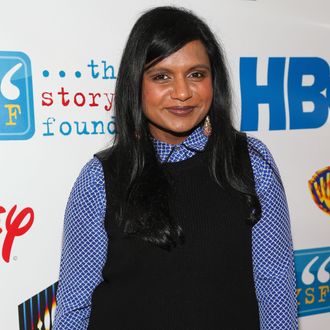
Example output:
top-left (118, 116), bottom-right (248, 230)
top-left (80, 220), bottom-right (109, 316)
top-left (302, 256), bottom-right (330, 285)
top-left (1, 63), bottom-right (22, 100)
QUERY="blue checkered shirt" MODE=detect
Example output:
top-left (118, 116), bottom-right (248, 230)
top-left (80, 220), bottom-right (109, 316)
top-left (53, 126), bottom-right (298, 329)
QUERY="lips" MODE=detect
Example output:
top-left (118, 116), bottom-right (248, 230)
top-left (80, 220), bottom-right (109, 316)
top-left (165, 106), bottom-right (195, 116)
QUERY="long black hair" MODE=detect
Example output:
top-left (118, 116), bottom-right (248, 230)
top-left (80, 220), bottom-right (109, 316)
top-left (110, 6), bottom-right (261, 250)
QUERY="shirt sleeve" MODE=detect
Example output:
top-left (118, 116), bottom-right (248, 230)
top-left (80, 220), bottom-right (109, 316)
top-left (53, 157), bottom-right (107, 330)
top-left (247, 137), bottom-right (298, 330)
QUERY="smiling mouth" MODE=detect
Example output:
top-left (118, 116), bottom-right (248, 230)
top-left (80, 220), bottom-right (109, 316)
top-left (165, 106), bottom-right (195, 116)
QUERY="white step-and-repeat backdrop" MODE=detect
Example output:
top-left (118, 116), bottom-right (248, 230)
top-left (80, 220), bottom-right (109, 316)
top-left (1, 0), bottom-right (329, 329)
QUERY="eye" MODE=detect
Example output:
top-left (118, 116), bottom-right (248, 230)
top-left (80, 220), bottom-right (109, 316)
top-left (151, 73), bottom-right (170, 81)
top-left (188, 71), bottom-right (206, 79)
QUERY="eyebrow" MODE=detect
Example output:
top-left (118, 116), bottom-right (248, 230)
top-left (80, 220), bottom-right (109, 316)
top-left (145, 64), bottom-right (211, 74)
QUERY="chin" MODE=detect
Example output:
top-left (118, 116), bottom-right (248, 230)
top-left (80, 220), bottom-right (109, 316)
top-left (168, 126), bottom-right (197, 135)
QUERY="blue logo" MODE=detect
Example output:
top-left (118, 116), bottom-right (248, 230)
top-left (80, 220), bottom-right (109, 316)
top-left (295, 246), bottom-right (330, 317)
top-left (0, 51), bottom-right (35, 140)
top-left (240, 57), bottom-right (330, 131)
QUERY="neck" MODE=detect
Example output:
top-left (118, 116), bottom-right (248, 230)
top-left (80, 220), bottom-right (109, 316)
top-left (148, 126), bottom-right (196, 145)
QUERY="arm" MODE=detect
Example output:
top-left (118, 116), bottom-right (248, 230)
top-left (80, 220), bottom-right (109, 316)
top-left (248, 137), bottom-right (298, 330)
top-left (53, 157), bottom-right (107, 330)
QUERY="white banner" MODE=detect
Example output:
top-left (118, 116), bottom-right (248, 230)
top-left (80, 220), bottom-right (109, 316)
top-left (0, 1), bottom-right (329, 329)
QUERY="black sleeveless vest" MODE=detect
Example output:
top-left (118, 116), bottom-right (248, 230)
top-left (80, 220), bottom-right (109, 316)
top-left (88, 135), bottom-right (260, 330)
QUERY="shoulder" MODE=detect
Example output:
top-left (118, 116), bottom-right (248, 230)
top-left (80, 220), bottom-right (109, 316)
top-left (64, 157), bottom-right (106, 230)
top-left (77, 157), bottom-right (104, 185)
top-left (69, 157), bottom-right (105, 202)
top-left (246, 135), bottom-right (282, 197)
top-left (246, 135), bottom-right (274, 164)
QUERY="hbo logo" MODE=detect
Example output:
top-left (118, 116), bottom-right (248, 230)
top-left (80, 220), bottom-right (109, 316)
top-left (240, 57), bottom-right (330, 131)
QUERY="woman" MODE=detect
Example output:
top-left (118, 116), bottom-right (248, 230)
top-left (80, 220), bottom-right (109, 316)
top-left (54, 6), bottom-right (298, 330)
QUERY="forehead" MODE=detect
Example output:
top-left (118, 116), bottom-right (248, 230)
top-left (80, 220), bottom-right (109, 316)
top-left (148, 40), bottom-right (210, 70)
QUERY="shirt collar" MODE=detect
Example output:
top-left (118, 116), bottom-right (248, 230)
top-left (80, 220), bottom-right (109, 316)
top-left (150, 125), bottom-right (208, 163)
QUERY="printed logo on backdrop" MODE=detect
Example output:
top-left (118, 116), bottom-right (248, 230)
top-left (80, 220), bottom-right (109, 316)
top-left (18, 282), bottom-right (58, 330)
top-left (308, 166), bottom-right (330, 215)
top-left (41, 59), bottom-right (116, 138)
top-left (0, 51), bottom-right (35, 140)
top-left (295, 247), bottom-right (330, 317)
top-left (0, 51), bottom-right (117, 140)
top-left (240, 57), bottom-right (330, 131)
top-left (0, 204), bottom-right (34, 263)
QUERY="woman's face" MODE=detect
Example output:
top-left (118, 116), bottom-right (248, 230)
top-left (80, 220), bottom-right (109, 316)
top-left (142, 40), bottom-right (213, 144)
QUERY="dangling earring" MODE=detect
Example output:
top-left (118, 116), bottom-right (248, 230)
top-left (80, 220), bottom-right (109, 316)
top-left (202, 115), bottom-right (212, 137)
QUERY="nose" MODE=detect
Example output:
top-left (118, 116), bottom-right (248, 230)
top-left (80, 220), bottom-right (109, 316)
top-left (170, 77), bottom-right (192, 101)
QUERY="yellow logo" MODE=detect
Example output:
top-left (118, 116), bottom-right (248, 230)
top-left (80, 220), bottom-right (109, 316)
top-left (308, 167), bottom-right (330, 215)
